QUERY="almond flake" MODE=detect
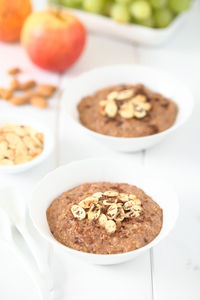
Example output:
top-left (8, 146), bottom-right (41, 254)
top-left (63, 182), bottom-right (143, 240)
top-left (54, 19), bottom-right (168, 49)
top-left (107, 91), bottom-right (119, 101)
top-left (105, 220), bottom-right (116, 234)
top-left (98, 213), bottom-right (107, 227)
top-left (71, 205), bottom-right (86, 220)
top-left (107, 204), bottom-right (118, 220)
top-left (105, 101), bottom-right (118, 118)
top-left (119, 102), bottom-right (135, 119)
top-left (79, 196), bottom-right (98, 209)
top-left (116, 89), bottom-right (134, 100)
top-left (131, 94), bottom-right (146, 105)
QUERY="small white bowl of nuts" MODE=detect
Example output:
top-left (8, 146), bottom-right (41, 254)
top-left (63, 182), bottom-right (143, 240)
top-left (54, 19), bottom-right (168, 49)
top-left (0, 114), bottom-right (54, 173)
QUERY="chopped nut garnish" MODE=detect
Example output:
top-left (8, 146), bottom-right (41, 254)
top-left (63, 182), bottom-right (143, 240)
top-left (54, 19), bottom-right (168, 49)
top-left (134, 106), bottom-right (146, 119)
top-left (107, 91), bottom-right (119, 101)
top-left (105, 220), bottom-right (116, 234)
top-left (115, 89), bottom-right (134, 100)
top-left (88, 204), bottom-right (101, 221)
top-left (105, 100), bottom-right (118, 118)
top-left (119, 102), bottom-right (135, 119)
top-left (71, 205), bottom-right (86, 220)
top-left (118, 193), bottom-right (129, 202)
top-left (107, 204), bottom-right (118, 219)
top-left (0, 124), bottom-right (44, 166)
top-left (131, 94), bottom-right (146, 105)
top-left (79, 196), bottom-right (98, 208)
top-left (104, 190), bottom-right (119, 197)
top-left (99, 213), bottom-right (107, 227)
top-left (98, 89), bottom-right (151, 120)
top-left (71, 190), bottom-right (143, 234)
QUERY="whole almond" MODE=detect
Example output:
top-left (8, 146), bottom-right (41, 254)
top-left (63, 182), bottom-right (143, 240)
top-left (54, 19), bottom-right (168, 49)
top-left (9, 78), bottom-right (20, 91)
top-left (30, 96), bottom-right (48, 109)
top-left (10, 96), bottom-right (29, 106)
top-left (0, 88), bottom-right (13, 100)
top-left (20, 80), bottom-right (36, 90)
top-left (7, 67), bottom-right (21, 75)
top-left (26, 89), bottom-right (37, 98)
top-left (36, 84), bottom-right (57, 97)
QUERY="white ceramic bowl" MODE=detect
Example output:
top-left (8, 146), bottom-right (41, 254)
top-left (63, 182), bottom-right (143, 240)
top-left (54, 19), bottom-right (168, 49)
top-left (62, 65), bottom-right (194, 152)
top-left (0, 113), bottom-right (54, 174)
top-left (29, 158), bottom-right (179, 265)
top-left (50, 4), bottom-right (194, 46)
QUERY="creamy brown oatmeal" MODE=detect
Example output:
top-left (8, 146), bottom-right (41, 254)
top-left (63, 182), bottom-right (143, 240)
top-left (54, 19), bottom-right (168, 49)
top-left (46, 182), bottom-right (163, 254)
top-left (77, 84), bottom-right (178, 138)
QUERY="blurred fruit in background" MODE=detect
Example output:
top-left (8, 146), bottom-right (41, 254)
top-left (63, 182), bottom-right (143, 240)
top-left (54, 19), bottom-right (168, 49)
top-left (21, 10), bottom-right (86, 72)
top-left (52, 0), bottom-right (191, 28)
top-left (0, 0), bottom-right (32, 42)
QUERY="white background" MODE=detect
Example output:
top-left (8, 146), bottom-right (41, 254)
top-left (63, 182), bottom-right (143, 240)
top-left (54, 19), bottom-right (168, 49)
top-left (0, 0), bottom-right (199, 299)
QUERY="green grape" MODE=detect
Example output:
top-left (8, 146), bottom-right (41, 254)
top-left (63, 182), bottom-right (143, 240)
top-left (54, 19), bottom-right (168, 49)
top-left (154, 8), bottom-right (173, 28)
top-left (104, 0), bottom-right (113, 16)
top-left (115, 0), bottom-right (131, 4)
top-left (110, 3), bottom-right (131, 23)
top-left (150, 0), bottom-right (166, 9)
top-left (83, 0), bottom-right (105, 14)
top-left (136, 17), bottom-right (155, 28)
top-left (60, 0), bottom-right (82, 8)
top-left (168, 0), bottom-right (190, 13)
top-left (130, 1), bottom-right (152, 20)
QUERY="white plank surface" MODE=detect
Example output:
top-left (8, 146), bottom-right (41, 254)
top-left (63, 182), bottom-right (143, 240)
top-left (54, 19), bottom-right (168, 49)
top-left (0, 1), bottom-right (199, 299)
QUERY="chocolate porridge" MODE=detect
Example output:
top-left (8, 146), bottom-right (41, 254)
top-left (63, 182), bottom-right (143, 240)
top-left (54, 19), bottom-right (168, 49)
top-left (46, 182), bottom-right (163, 254)
top-left (77, 84), bottom-right (178, 138)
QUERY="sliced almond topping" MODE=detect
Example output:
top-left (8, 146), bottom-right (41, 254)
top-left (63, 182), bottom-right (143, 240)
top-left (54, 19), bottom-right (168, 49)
top-left (92, 192), bottom-right (103, 199)
top-left (124, 200), bottom-right (136, 211)
top-left (134, 106), bottom-right (146, 119)
top-left (71, 205), bottom-right (86, 220)
top-left (99, 100), bottom-right (107, 116)
top-left (125, 210), bottom-right (136, 218)
top-left (107, 91), bottom-right (119, 101)
top-left (107, 204), bottom-right (118, 219)
top-left (114, 207), bottom-right (125, 222)
top-left (119, 102), bottom-right (135, 119)
top-left (140, 102), bottom-right (152, 111)
top-left (88, 204), bottom-right (101, 221)
top-left (98, 213), bottom-right (107, 227)
top-left (79, 196), bottom-right (98, 209)
top-left (105, 101), bottom-right (118, 118)
top-left (129, 194), bottom-right (136, 200)
top-left (104, 190), bottom-right (119, 197)
top-left (103, 198), bottom-right (117, 206)
top-left (134, 198), bottom-right (142, 205)
top-left (118, 193), bottom-right (129, 202)
top-left (105, 220), bottom-right (116, 234)
top-left (116, 89), bottom-right (134, 100)
top-left (131, 94), bottom-right (146, 105)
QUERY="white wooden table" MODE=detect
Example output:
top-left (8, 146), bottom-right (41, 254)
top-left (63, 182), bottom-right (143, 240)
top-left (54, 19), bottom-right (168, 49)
top-left (0, 3), bottom-right (200, 300)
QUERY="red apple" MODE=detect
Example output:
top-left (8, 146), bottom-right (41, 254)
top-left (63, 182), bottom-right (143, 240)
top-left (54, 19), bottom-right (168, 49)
top-left (21, 9), bottom-right (86, 72)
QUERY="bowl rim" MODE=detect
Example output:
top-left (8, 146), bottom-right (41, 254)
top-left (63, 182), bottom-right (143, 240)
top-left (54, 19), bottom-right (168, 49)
top-left (29, 157), bottom-right (179, 259)
top-left (62, 64), bottom-right (194, 142)
top-left (0, 114), bottom-right (55, 173)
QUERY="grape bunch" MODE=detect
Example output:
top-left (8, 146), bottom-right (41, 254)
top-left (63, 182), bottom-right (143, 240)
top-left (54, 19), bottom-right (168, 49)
top-left (57, 0), bottom-right (191, 28)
